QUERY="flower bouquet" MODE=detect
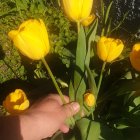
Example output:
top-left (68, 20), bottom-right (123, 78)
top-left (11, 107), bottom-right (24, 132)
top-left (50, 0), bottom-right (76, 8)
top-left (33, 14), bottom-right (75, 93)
top-left (0, 0), bottom-right (140, 140)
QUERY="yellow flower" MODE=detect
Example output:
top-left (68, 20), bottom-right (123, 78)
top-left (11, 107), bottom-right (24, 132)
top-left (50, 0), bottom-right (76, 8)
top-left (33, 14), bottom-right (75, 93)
top-left (61, 0), bottom-right (93, 23)
top-left (81, 14), bottom-right (95, 26)
top-left (8, 19), bottom-right (50, 60)
top-left (3, 89), bottom-right (29, 115)
top-left (97, 36), bottom-right (124, 62)
top-left (130, 43), bottom-right (140, 71)
top-left (84, 93), bottom-right (96, 107)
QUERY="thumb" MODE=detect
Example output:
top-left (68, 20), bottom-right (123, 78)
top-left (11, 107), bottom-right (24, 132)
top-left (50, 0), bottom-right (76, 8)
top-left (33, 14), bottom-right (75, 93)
top-left (62, 102), bottom-right (80, 119)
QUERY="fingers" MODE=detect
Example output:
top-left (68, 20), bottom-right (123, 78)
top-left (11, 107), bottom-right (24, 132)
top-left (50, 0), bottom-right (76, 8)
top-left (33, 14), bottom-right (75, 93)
top-left (29, 94), bottom-right (69, 111)
top-left (59, 124), bottom-right (69, 133)
top-left (47, 94), bottom-right (69, 105)
top-left (62, 102), bottom-right (80, 119)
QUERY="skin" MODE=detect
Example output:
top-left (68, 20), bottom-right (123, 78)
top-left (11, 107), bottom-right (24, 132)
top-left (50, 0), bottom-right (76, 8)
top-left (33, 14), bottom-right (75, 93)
top-left (0, 94), bottom-right (80, 140)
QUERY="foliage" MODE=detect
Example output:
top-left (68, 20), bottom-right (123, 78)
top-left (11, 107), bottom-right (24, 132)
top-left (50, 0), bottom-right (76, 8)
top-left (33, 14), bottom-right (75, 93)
top-left (0, 0), bottom-right (140, 140)
top-left (61, 0), bottom-right (140, 140)
top-left (0, 0), bottom-right (76, 83)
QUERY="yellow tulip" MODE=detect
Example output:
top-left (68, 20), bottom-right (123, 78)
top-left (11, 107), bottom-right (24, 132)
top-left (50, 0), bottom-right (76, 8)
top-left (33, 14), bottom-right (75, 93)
top-left (84, 93), bottom-right (96, 107)
top-left (81, 14), bottom-right (95, 26)
top-left (130, 43), bottom-right (140, 71)
top-left (97, 36), bottom-right (124, 62)
top-left (8, 19), bottom-right (50, 60)
top-left (3, 89), bottom-right (29, 115)
top-left (61, 0), bottom-right (93, 23)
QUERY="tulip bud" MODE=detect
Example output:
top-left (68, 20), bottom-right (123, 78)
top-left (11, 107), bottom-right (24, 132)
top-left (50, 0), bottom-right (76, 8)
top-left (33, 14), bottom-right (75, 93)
top-left (81, 14), bottom-right (95, 27)
top-left (61, 0), bottom-right (93, 23)
top-left (130, 43), bottom-right (140, 71)
top-left (97, 36), bottom-right (124, 62)
top-left (3, 89), bottom-right (29, 115)
top-left (84, 93), bottom-right (96, 107)
top-left (8, 19), bottom-right (50, 60)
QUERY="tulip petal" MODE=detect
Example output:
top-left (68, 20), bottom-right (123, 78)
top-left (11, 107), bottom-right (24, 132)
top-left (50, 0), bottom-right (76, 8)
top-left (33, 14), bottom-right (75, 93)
top-left (13, 105), bottom-right (20, 110)
top-left (62, 0), bottom-right (93, 22)
top-left (97, 37), bottom-right (124, 62)
top-left (19, 100), bottom-right (30, 110)
top-left (9, 91), bottom-right (22, 102)
top-left (130, 43), bottom-right (140, 71)
top-left (81, 14), bottom-right (95, 26)
top-left (9, 19), bottom-right (50, 60)
top-left (80, 0), bottom-right (93, 21)
top-left (39, 19), bottom-right (50, 52)
top-left (13, 31), bottom-right (46, 60)
top-left (84, 93), bottom-right (95, 107)
top-left (107, 43), bottom-right (124, 62)
top-left (8, 30), bottom-right (18, 40)
top-left (62, 0), bottom-right (79, 21)
top-left (97, 37), bottom-right (108, 61)
top-left (3, 89), bottom-right (30, 115)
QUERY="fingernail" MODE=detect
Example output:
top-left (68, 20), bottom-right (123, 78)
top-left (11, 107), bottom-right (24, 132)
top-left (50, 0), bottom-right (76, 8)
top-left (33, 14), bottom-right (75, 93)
top-left (71, 102), bottom-right (80, 112)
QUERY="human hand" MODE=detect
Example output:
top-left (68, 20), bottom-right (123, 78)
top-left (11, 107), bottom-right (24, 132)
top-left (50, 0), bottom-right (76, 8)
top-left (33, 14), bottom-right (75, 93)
top-left (20, 94), bottom-right (80, 140)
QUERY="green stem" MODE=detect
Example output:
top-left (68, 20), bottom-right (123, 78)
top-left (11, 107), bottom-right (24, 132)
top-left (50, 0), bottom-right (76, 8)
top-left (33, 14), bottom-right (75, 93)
top-left (77, 21), bottom-right (80, 33)
top-left (91, 112), bottom-right (94, 120)
top-left (101, 27), bottom-right (105, 36)
top-left (41, 58), bottom-right (66, 104)
top-left (97, 61), bottom-right (106, 94)
top-left (42, 59), bottom-right (75, 128)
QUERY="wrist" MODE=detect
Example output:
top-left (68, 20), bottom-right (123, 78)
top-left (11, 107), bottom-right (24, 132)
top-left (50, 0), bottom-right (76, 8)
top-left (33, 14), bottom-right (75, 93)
top-left (19, 112), bottom-right (43, 140)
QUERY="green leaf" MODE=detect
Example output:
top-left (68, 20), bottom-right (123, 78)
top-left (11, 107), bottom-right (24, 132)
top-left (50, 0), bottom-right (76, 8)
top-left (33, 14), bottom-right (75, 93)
top-left (98, 79), bottom-right (140, 104)
top-left (101, 0), bottom-right (105, 18)
top-left (86, 19), bottom-right (98, 36)
top-left (105, 1), bottom-right (113, 24)
top-left (110, 11), bottom-right (129, 33)
top-left (74, 25), bottom-right (86, 104)
top-left (75, 77), bottom-right (86, 110)
top-left (133, 96), bottom-right (140, 106)
top-left (116, 113), bottom-right (140, 128)
top-left (130, 104), bottom-right (140, 114)
top-left (85, 64), bottom-right (97, 96)
top-left (88, 19), bottom-right (98, 46)
top-left (106, 19), bottom-right (112, 36)
top-left (74, 25), bottom-right (86, 89)
top-left (85, 19), bottom-right (98, 66)
top-left (77, 118), bottom-right (101, 140)
top-left (73, 117), bottom-right (123, 139)
top-left (69, 80), bottom-right (75, 102)
top-left (86, 122), bottom-right (100, 140)
top-left (115, 124), bottom-right (129, 129)
top-left (100, 124), bottom-right (124, 140)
